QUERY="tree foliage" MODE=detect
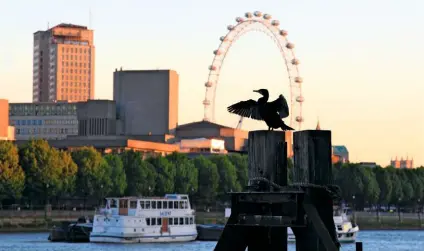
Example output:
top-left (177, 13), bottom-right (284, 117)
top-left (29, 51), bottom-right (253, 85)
top-left (0, 141), bottom-right (25, 201)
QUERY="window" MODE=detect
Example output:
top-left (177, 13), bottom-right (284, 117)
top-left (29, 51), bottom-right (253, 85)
top-left (169, 219), bottom-right (173, 225)
top-left (174, 201), bottom-right (179, 209)
top-left (173, 218), bottom-right (178, 225)
top-left (168, 201), bottom-right (173, 209)
top-left (157, 201), bottom-right (162, 209)
top-left (130, 201), bottom-right (137, 209)
top-left (190, 217), bottom-right (194, 225)
top-left (145, 201), bottom-right (150, 209)
top-left (146, 218), bottom-right (150, 226)
top-left (185, 217), bottom-right (189, 225)
top-left (140, 201), bottom-right (145, 209)
top-left (157, 218), bottom-right (162, 225)
top-left (179, 217), bottom-right (184, 225)
top-left (163, 201), bottom-right (168, 209)
top-left (152, 201), bottom-right (156, 209)
top-left (152, 218), bottom-right (156, 226)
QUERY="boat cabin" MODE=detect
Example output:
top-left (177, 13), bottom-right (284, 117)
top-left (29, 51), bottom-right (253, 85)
top-left (103, 194), bottom-right (192, 217)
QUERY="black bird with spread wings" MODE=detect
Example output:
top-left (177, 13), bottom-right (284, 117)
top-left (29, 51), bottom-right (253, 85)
top-left (227, 89), bottom-right (294, 131)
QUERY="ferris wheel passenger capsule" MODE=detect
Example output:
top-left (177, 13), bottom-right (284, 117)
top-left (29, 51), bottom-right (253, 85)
top-left (236, 17), bottom-right (244, 23)
top-left (203, 99), bottom-right (211, 106)
top-left (263, 14), bottom-right (272, 20)
top-left (220, 36), bottom-right (227, 42)
top-left (286, 43), bottom-right (295, 49)
top-left (227, 25), bottom-right (235, 31)
top-left (294, 77), bottom-right (303, 83)
top-left (209, 65), bottom-right (217, 71)
top-left (213, 50), bottom-right (222, 55)
top-left (296, 96), bottom-right (304, 103)
top-left (291, 58), bottom-right (300, 65)
top-left (295, 116), bottom-right (304, 123)
top-left (245, 12), bottom-right (253, 18)
top-left (271, 20), bottom-right (280, 26)
top-left (280, 30), bottom-right (288, 36)
top-left (254, 11), bottom-right (262, 17)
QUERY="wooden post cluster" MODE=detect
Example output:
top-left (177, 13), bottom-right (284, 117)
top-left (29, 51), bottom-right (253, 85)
top-left (214, 130), bottom-right (341, 251)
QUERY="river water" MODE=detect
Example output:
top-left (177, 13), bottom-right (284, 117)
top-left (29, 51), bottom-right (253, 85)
top-left (0, 230), bottom-right (422, 251)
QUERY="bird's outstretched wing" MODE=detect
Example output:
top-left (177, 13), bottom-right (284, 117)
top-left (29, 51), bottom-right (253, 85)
top-left (227, 99), bottom-right (263, 120)
top-left (267, 94), bottom-right (289, 118)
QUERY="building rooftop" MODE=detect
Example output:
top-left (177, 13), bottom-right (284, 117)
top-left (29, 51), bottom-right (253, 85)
top-left (332, 145), bottom-right (348, 155)
top-left (52, 23), bottom-right (88, 30)
top-left (176, 120), bottom-right (233, 130)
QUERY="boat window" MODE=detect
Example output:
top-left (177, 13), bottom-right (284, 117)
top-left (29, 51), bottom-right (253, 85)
top-left (179, 201), bottom-right (184, 209)
top-left (163, 201), bottom-right (168, 209)
top-left (183, 201), bottom-right (188, 209)
top-left (185, 217), bottom-right (189, 225)
top-left (145, 201), bottom-right (151, 209)
top-left (110, 199), bottom-right (117, 208)
top-left (169, 218), bottom-right (173, 225)
top-left (173, 218), bottom-right (178, 225)
top-left (174, 201), bottom-right (179, 209)
top-left (157, 201), bottom-right (162, 209)
top-left (168, 201), bottom-right (173, 209)
top-left (152, 218), bottom-right (156, 225)
top-left (179, 217), bottom-right (184, 225)
top-left (157, 218), bottom-right (162, 225)
top-left (146, 218), bottom-right (150, 226)
top-left (140, 201), bottom-right (145, 209)
top-left (190, 217), bottom-right (194, 225)
top-left (130, 201), bottom-right (137, 209)
top-left (152, 201), bottom-right (157, 209)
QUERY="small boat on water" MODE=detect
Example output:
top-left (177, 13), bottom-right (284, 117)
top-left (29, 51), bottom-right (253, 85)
top-left (288, 205), bottom-right (359, 243)
top-left (90, 194), bottom-right (198, 243)
top-left (48, 216), bottom-right (92, 242)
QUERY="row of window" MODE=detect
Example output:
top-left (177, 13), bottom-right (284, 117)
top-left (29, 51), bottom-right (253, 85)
top-left (62, 61), bottom-right (91, 69)
top-left (61, 88), bottom-right (90, 94)
top-left (60, 95), bottom-right (88, 101)
top-left (146, 217), bottom-right (194, 226)
top-left (112, 200), bottom-right (190, 210)
top-left (61, 82), bottom-right (88, 87)
top-left (62, 47), bottom-right (91, 54)
top-left (11, 119), bottom-right (78, 126)
top-left (16, 127), bottom-right (78, 135)
top-left (9, 106), bottom-right (77, 116)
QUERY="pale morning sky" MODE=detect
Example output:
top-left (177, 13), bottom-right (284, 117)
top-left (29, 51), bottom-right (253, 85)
top-left (0, 0), bottom-right (423, 166)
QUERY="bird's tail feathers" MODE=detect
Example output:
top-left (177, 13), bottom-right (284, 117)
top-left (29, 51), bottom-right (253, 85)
top-left (281, 123), bottom-right (295, 131)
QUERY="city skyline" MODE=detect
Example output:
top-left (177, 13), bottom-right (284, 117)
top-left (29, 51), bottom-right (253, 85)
top-left (0, 0), bottom-right (423, 166)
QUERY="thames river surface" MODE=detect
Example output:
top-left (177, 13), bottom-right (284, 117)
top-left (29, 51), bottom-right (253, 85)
top-left (0, 231), bottom-right (423, 251)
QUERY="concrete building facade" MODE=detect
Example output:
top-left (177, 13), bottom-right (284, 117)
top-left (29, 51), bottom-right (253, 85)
top-left (390, 157), bottom-right (414, 169)
top-left (33, 23), bottom-right (95, 103)
top-left (9, 102), bottom-right (78, 140)
top-left (76, 100), bottom-right (116, 136)
top-left (113, 69), bottom-right (178, 136)
top-left (0, 99), bottom-right (15, 141)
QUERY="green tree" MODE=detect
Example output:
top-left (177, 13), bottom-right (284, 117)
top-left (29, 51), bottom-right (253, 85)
top-left (19, 139), bottom-right (63, 203)
top-left (147, 156), bottom-right (175, 195)
top-left (57, 150), bottom-right (78, 197)
top-left (193, 156), bottom-right (219, 208)
top-left (227, 154), bottom-right (248, 191)
top-left (166, 152), bottom-right (198, 194)
top-left (0, 141), bottom-right (25, 201)
top-left (103, 154), bottom-right (127, 197)
top-left (121, 151), bottom-right (156, 196)
top-left (374, 166), bottom-right (393, 206)
top-left (209, 155), bottom-right (241, 197)
top-left (71, 147), bottom-right (112, 204)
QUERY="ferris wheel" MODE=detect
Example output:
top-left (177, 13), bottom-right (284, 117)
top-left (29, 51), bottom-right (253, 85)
top-left (202, 11), bottom-right (304, 131)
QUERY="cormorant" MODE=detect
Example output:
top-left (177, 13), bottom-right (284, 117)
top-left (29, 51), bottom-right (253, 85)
top-left (227, 89), bottom-right (294, 131)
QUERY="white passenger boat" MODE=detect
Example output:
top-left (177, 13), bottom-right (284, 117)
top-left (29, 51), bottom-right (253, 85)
top-left (90, 194), bottom-right (198, 243)
top-left (288, 206), bottom-right (359, 243)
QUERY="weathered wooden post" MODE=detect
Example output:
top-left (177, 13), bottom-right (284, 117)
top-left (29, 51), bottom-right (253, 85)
top-left (246, 130), bottom-right (287, 250)
top-left (214, 130), bottom-right (289, 251)
top-left (291, 130), bottom-right (340, 251)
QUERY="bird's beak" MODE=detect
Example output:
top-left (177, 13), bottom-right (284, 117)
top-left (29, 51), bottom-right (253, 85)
top-left (253, 90), bottom-right (259, 93)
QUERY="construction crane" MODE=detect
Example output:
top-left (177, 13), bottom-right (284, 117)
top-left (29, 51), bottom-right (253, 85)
top-left (236, 116), bottom-right (244, 130)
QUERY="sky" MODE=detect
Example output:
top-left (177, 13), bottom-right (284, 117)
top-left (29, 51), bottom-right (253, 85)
top-left (0, 0), bottom-right (423, 166)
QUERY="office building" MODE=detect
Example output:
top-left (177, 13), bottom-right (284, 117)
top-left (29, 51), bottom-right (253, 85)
top-left (113, 69), bottom-right (178, 137)
top-left (33, 23), bottom-right (95, 103)
top-left (0, 99), bottom-right (15, 141)
top-left (9, 102), bottom-right (78, 140)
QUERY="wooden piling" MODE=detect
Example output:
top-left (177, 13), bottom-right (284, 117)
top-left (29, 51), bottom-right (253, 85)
top-left (356, 242), bottom-right (363, 251)
top-left (246, 130), bottom-right (287, 251)
top-left (292, 130), bottom-right (339, 251)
